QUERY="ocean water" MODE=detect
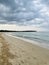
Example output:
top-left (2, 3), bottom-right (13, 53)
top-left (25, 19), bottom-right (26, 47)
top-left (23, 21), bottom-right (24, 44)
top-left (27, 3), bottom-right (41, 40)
top-left (9, 32), bottom-right (49, 49)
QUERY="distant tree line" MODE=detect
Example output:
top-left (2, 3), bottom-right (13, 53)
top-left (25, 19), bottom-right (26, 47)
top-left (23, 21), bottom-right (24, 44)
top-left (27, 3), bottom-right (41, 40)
top-left (0, 30), bottom-right (37, 32)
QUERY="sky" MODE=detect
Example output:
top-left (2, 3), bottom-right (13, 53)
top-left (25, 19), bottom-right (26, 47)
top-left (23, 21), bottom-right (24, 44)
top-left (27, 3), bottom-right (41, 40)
top-left (0, 0), bottom-right (49, 31)
top-left (0, 24), bottom-right (46, 31)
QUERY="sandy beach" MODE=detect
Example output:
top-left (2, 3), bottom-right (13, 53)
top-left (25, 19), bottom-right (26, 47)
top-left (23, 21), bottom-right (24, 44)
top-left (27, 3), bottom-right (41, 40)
top-left (0, 33), bottom-right (49, 65)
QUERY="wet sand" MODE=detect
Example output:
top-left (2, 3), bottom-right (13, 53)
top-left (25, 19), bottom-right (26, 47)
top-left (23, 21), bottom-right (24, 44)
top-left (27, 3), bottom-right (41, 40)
top-left (0, 33), bottom-right (49, 65)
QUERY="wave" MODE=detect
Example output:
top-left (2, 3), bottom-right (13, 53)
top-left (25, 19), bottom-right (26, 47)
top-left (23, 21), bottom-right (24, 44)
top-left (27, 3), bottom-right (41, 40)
top-left (9, 32), bottom-right (49, 44)
top-left (6, 32), bottom-right (49, 49)
top-left (17, 35), bottom-right (49, 44)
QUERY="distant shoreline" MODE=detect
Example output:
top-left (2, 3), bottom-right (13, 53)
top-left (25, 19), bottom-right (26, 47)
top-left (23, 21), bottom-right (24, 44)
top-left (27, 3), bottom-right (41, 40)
top-left (0, 30), bottom-right (37, 32)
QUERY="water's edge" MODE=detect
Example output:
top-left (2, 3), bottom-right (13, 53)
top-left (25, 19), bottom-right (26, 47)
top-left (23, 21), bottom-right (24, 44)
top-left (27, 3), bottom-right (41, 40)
top-left (4, 33), bottom-right (49, 50)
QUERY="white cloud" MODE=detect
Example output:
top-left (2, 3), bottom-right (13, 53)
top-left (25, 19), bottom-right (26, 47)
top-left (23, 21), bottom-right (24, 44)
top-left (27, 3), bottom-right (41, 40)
top-left (33, 0), bottom-right (40, 5)
top-left (40, 6), bottom-right (49, 16)
top-left (0, 24), bottom-right (17, 30)
top-left (0, 20), bottom-right (7, 22)
top-left (40, 22), bottom-right (49, 26)
top-left (18, 12), bottom-right (34, 18)
top-left (21, 7), bottom-right (26, 11)
top-left (29, 20), bottom-right (35, 23)
top-left (0, 4), bottom-right (10, 12)
top-left (20, 2), bottom-right (24, 6)
top-left (0, 4), bottom-right (10, 17)
top-left (33, 0), bottom-right (43, 8)
top-left (33, 18), bottom-right (44, 24)
top-left (0, 24), bottom-right (45, 31)
top-left (34, 18), bottom-right (43, 21)
top-left (15, 0), bottom-right (19, 4)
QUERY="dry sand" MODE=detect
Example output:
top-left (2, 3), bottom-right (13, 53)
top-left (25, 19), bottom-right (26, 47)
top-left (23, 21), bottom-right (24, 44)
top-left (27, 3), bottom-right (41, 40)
top-left (0, 33), bottom-right (49, 65)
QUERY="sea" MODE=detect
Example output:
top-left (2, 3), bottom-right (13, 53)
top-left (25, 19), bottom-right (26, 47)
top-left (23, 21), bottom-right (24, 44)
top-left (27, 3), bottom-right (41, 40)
top-left (8, 32), bottom-right (49, 49)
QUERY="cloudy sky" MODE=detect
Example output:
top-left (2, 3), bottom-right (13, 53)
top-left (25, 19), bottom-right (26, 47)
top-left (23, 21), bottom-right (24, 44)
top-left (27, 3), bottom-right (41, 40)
top-left (0, 0), bottom-right (49, 31)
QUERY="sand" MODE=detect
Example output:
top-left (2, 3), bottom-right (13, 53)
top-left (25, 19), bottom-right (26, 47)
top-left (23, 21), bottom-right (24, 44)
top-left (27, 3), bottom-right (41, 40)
top-left (0, 33), bottom-right (49, 65)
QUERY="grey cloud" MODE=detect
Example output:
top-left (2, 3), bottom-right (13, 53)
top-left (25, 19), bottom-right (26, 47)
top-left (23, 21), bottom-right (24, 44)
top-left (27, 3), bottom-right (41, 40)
top-left (0, 0), bottom-right (49, 30)
top-left (0, 0), bottom-right (40, 23)
top-left (0, 0), bottom-right (16, 10)
top-left (41, 0), bottom-right (49, 6)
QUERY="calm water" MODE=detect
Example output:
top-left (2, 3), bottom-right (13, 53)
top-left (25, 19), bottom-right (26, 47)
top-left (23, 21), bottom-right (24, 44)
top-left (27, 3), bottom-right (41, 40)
top-left (9, 32), bottom-right (49, 48)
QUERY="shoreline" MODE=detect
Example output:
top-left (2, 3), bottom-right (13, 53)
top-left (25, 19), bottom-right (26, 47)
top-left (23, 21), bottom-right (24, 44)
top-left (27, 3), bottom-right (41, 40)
top-left (4, 33), bottom-right (49, 50)
top-left (1, 33), bottom-right (49, 65)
